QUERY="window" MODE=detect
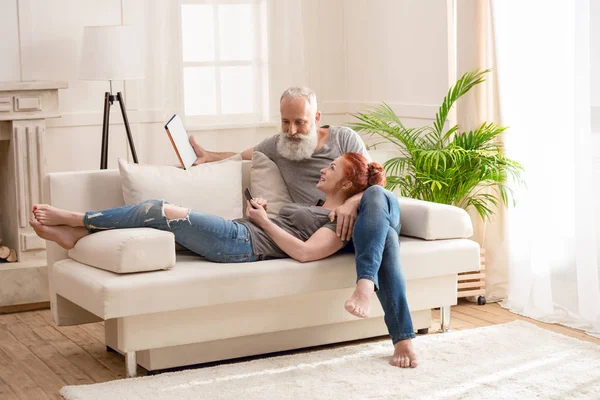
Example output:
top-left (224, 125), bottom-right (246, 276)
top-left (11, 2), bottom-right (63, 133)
top-left (180, 0), bottom-right (269, 125)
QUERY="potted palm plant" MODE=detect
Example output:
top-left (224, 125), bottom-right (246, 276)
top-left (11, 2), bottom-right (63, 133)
top-left (350, 69), bottom-right (523, 304)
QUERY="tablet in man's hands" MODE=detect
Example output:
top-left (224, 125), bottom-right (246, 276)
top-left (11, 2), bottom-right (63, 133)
top-left (165, 114), bottom-right (197, 170)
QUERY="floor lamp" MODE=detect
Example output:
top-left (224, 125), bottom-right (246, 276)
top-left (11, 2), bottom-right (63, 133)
top-left (80, 25), bottom-right (145, 169)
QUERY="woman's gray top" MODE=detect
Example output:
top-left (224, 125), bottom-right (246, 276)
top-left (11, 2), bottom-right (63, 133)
top-left (235, 203), bottom-right (341, 259)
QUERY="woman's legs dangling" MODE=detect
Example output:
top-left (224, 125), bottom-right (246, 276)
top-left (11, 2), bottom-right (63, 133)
top-left (349, 185), bottom-right (417, 368)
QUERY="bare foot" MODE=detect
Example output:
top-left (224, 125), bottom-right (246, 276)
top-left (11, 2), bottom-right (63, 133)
top-left (30, 218), bottom-right (89, 250)
top-left (344, 279), bottom-right (374, 318)
top-left (33, 204), bottom-right (84, 227)
top-left (390, 338), bottom-right (418, 368)
top-left (189, 135), bottom-right (207, 165)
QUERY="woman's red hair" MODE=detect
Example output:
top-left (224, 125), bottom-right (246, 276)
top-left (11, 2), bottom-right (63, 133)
top-left (341, 153), bottom-right (386, 197)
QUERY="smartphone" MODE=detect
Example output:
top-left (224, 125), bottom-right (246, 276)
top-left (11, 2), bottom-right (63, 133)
top-left (244, 188), bottom-right (258, 208)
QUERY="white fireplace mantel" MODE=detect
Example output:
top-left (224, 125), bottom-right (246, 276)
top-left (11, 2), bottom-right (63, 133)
top-left (0, 80), bottom-right (68, 309)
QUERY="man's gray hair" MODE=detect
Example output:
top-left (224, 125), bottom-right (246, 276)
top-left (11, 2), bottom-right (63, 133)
top-left (280, 87), bottom-right (318, 110)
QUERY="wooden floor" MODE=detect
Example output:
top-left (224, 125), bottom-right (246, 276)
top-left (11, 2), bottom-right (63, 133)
top-left (0, 301), bottom-right (598, 400)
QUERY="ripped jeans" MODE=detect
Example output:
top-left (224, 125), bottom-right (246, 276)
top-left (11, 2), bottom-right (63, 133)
top-left (84, 200), bottom-right (259, 263)
top-left (351, 185), bottom-right (415, 343)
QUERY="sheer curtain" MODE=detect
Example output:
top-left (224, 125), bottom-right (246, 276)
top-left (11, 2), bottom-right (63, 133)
top-left (492, 0), bottom-right (600, 337)
top-left (138, 0), bottom-right (183, 120)
top-left (454, 0), bottom-right (509, 302)
top-left (268, 0), bottom-right (309, 118)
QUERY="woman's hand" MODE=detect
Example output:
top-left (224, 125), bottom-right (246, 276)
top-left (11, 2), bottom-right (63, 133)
top-left (252, 197), bottom-right (268, 212)
top-left (247, 199), bottom-right (269, 227)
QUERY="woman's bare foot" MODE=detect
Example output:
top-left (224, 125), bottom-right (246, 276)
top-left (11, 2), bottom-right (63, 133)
top-left (30, 218), bottom-right (89, 250)
top-left (344, 279), bottom-right (375, 318)
top-left (390, 338), bottom-right (418, 368)
top-left (33, 204), bottom-right (84, 227)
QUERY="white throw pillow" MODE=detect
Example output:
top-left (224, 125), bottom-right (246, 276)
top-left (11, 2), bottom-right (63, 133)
top-left (250, 152), bottom-right (293, 215)
top-left (118, 155), bottom-right (243, 220)
top-left (69, 228), bottom-right (175, 274)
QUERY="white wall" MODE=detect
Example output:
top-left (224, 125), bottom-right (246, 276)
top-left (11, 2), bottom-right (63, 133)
top-left (0, 0), bottom-right (21, 82)
top-left (342, 0), bottom-right (448, 148)
top-left (345, 0), bottom-right (448, 106)
top-left (1, 0), bottom-right (450, 172)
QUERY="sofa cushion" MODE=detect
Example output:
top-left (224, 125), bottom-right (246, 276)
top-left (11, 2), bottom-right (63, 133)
top-left (250, 151), bottom-right (293, 215)
top-left (53, 236), bottom-right (479, 319)
top-left (398, 197), bottom-right (473, 240)
top-left (68, 228), bottom-right (176, 273)
top-left (118, 155), bottom-right (243, 220)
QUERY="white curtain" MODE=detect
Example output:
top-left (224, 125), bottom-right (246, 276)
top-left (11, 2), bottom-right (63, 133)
top-left (268, 0), bottom-right (309, 118)
top-left (492, 0), bottom-right (600, 337)
top-left (138, 0), bottom-right (184, 120)
top-left (455, 0), bottom-right (509, 303)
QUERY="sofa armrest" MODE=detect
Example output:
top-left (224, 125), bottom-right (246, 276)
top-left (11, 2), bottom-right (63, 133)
top-left (397, 197), bottom-right (473, 240)
top-left (68, 228), bottom-right (176, 273)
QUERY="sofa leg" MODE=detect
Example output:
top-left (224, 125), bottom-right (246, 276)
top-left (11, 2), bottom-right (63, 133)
top-left (126, 352), bottom-right (137, 378)
top-left (439, 306), bottom-right (451, 333)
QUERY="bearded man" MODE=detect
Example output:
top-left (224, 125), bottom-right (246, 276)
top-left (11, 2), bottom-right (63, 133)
top-left (189, 87), bottom-right (418, 368)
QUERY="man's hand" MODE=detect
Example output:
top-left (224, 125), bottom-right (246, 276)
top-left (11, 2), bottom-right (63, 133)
top-left (189, 135), bottom-right (207, 165)
top-left (247, 199), bottom-right (269, 227)
top-left (329, 198), bottom-right (360, 241)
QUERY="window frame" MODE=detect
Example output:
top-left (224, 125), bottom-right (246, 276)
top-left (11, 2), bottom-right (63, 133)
top-left (178, 0), bottom-right (269, 126)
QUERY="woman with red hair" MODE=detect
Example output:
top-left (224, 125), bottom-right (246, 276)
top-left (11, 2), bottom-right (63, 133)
top-left (30, 153), bottom-right (378, 263)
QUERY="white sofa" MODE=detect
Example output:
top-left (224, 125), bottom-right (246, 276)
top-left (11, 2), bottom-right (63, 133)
top-left (43, 162), bottom-right (480, 377)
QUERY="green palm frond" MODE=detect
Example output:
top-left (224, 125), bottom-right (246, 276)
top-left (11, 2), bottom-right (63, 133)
top-left (465, 195), bottom-right (497, 220)
top-left (350, 69), bottom-right (524, 222)
top-left (350, 103), bottom-right (404, 133)
top-left (370, 102), bottom-right (405, 129)
top-left (452, 122), bottom-right (507, 151)
top-left (440, 125), bottom-right (460, 144)
top-left (383, 157), bottom-right (411, 178)
top-left (432, 69), bottom-right (489, 138)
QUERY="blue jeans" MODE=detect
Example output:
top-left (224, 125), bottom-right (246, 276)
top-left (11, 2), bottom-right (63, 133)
top-left (84, 200), bottom-right (258, 263)
top-left (352, 185), bottom-right (415, 343)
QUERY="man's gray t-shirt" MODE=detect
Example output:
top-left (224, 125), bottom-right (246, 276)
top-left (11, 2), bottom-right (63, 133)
top-left (254, 126), bottom-right (371, 205)
top-left (236, 204), bottom-right (338, 259)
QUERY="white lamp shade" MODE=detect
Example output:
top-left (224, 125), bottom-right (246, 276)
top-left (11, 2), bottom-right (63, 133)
top-left (79, 25), bottom-right (144, 81)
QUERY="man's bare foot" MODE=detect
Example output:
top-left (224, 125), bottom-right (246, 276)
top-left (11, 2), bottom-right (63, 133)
top-left (32, 204), bottom-right (84, 227)
top-left (30, 218), bottom-right (89, 250)
top-left (390, 338), bottom-right (418, 368)
top-left (344, 279), bottom-right (374, 318)
top-left (189, 135), bottom-right (207, 165)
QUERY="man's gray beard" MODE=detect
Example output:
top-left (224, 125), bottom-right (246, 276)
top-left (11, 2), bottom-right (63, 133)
top-left (276, 125), bottom-right (319, 161)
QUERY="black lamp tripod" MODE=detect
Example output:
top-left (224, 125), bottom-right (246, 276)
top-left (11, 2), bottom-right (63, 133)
top-left (100, 82), bottom-right (139, 169)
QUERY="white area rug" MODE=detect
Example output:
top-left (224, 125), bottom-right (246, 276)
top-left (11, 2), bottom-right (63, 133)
top-left (61, 321), bottom-right (600, 400)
